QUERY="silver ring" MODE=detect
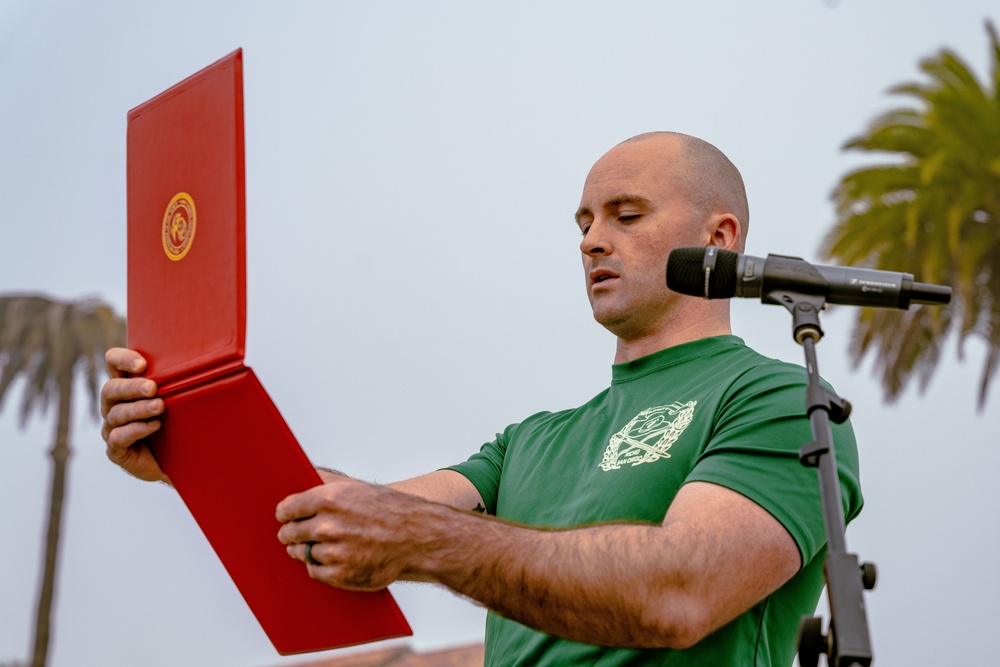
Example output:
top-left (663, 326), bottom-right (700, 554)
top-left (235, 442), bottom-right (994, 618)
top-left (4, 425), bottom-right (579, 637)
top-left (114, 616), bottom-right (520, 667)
top-left (304, 541), bottom-right (321, 566)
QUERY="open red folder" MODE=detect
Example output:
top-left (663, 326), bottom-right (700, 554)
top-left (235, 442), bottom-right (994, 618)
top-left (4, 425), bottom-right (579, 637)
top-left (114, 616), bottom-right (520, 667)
top-left (126, 49), bottom-right (411, 655)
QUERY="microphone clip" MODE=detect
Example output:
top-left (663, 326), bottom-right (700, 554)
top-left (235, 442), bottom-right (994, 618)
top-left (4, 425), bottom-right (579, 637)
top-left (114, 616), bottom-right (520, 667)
top-left (765, 290), bottom-right (827, 344)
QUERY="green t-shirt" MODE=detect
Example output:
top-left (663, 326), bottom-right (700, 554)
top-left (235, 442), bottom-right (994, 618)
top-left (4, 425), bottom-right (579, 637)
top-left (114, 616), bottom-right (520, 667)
top-left (447, 335), bottom-right (863, 667)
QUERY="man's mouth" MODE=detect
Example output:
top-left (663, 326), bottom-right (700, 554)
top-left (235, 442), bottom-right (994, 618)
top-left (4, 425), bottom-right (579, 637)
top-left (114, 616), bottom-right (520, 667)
top-left (590, 269), bottom-right (619, 285)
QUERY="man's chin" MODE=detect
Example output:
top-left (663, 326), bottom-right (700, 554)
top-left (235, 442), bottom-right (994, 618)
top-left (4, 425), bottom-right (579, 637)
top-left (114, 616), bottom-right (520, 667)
top-left (592, 302), bottom-right (670, 342)
top-left (592, 306), bottom-right (631, 333)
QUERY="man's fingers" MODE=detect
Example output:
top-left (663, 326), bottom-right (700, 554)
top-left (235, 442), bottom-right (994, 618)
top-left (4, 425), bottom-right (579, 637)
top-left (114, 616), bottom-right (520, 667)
top-left (103, 394), bottom-right (163, 429)
top-left (105, 347), bottom-right (147, 379)
top-left (276, 476), bottom-right (355, 523)
top-left (291, 542), bottom-right (336, 569)
top-left (286, 540), bottom-right (394, 591)
top-left (277, 518), bottom-right (317, 545)
top-left (104, 418), bottom-right (162, 451)
top-left (99, 349), bottom-right (169, 484)
top-left (100, 378), bottom-right (158, 419)
top-left (275, 490), bottom-right (324, 526)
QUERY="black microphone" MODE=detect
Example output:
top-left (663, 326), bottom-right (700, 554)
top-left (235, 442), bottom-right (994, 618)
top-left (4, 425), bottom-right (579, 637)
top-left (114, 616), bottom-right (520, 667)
top-left (666, 247), bottom-right (951, 309)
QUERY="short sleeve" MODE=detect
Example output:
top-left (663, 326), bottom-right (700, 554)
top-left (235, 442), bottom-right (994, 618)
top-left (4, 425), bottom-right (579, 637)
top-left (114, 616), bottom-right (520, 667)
top-left (684, 363), bottom-right (864, 566)
top-left (444, 424), bottom-right (516, 515)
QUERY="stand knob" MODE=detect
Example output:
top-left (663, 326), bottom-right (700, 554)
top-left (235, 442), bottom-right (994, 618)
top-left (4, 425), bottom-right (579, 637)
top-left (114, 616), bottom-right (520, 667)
top-left (861, 561), bottom-right (877, 590)
top-left (797, 616), bottom-right (828, 667)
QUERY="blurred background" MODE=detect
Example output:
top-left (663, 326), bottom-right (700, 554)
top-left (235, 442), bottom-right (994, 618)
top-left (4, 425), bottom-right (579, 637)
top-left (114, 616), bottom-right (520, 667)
top-left (1, 1), bottom-right (998, 666)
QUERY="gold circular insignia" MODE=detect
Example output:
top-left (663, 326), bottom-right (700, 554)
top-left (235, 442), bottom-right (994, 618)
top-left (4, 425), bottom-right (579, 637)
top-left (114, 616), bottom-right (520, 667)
top-left (162, 192), bottom-right (197, 261)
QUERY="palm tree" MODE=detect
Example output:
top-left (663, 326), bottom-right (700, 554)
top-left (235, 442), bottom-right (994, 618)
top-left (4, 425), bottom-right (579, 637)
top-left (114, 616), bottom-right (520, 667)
top-left (821, 19), bottom-right (1000, 410)
top-left (0, 294), bottom-right (125, 667)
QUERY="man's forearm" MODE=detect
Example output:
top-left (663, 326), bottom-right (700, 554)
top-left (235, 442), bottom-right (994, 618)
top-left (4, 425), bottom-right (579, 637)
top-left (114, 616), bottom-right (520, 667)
top-left (410, 505), bottom-right (707, 649)
top-left (276, 478), bottom-right (799, 650)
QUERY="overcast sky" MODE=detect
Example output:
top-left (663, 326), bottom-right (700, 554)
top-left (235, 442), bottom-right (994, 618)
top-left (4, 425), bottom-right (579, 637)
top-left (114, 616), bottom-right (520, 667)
top-left (2, 1), bottom-right (999, 666)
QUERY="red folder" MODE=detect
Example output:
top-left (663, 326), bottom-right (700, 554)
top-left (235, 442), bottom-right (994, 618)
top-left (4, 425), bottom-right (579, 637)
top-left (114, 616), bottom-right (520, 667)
top-left (126, 49), bottom-right (411, 655)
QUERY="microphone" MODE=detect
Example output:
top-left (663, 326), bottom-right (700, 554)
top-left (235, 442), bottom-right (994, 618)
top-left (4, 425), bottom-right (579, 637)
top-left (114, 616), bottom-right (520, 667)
top-left (666, 247), bottom-right (951, 309)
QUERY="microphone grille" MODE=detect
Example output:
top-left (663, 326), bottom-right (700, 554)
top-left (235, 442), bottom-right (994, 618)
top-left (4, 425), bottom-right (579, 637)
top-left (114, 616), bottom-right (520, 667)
top-left (666, 247), bottom-right (711, 296)
top-left (666, 247), bottom-right (739, 299)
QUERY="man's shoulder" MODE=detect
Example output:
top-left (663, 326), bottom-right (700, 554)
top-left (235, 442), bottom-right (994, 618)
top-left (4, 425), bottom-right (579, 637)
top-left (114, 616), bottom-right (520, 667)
top-left (661, 335), bottom-right (810, 392)
top-left (507, 388), bottom-right (614, 433)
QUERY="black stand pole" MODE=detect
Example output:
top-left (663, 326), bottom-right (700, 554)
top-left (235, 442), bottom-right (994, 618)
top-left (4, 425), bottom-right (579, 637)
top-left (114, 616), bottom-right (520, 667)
top-left (772, 293), bottom-right (876, 667)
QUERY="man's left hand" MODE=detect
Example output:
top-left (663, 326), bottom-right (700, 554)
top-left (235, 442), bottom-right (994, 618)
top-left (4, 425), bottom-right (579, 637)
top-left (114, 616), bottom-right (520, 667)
top-left (276, 476), bottom-right (437, 590)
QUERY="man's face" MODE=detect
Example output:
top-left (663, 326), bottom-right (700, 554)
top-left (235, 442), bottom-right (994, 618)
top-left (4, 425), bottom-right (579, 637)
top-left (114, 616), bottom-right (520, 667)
top-left (575, 138), bottom-right (708, 341)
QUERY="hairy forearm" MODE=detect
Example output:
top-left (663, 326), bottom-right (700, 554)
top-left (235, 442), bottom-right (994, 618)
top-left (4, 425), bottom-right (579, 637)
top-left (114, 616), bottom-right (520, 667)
top-left (412, 508), bottom-right (707, 648)
top-left (278, 478), bottom-right (796, 649)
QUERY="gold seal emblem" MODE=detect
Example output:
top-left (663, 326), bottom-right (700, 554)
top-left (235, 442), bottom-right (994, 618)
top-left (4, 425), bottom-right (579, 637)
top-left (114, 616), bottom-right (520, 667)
top-left (162, 192), bottom-right (196, 261)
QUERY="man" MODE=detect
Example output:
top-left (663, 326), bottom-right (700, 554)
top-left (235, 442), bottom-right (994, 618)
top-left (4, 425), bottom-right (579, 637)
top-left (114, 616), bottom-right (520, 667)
top-left (102, 132), bottom-right (863, 666)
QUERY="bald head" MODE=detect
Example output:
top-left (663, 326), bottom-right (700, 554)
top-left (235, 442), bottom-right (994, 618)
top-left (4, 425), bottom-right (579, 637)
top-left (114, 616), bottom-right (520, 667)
top-left (577, 132), bottom-right (745, 356)
top-left (619, 132), bottom-right (749, 248)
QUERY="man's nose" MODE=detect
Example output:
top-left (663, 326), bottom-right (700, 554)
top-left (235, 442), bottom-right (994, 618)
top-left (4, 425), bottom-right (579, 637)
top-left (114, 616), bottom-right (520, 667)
top-left (580, 219), bottom-right (612, 256)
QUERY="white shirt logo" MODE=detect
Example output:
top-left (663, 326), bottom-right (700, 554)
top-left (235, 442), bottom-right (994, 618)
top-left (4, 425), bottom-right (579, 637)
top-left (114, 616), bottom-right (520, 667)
top-left (599, 402), bottom-right (697, 471)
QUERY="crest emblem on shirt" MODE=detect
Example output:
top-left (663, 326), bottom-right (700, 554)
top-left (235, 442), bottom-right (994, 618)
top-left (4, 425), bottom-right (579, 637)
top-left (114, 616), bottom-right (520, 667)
top-left (599, 401), bottom-right (697, 471)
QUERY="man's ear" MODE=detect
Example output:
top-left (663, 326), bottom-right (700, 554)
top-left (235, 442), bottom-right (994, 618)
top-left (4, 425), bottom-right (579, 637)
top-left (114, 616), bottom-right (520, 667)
top-left (706, 213), bottom-right (742, 252)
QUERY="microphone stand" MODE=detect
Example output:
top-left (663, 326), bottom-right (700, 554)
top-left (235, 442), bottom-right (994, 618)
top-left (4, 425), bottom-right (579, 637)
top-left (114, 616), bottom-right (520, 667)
top-left (767, 290), bottom-right (876, 667)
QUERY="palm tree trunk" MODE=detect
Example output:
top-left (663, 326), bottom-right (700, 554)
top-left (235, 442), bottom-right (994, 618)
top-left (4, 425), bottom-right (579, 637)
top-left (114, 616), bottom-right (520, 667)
top-left (30, 371), bottom-right (72, 667)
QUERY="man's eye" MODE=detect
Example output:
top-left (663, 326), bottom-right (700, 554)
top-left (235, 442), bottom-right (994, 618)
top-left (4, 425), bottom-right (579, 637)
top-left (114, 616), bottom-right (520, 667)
top-left (619, 214), bottom-right (641, 222)
top-left (580, 223), bottom-right (592, 235)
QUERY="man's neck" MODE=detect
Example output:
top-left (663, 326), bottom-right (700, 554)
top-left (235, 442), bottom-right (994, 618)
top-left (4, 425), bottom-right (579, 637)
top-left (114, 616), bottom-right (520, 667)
top-left (612, 317), bottom-right (732, 364)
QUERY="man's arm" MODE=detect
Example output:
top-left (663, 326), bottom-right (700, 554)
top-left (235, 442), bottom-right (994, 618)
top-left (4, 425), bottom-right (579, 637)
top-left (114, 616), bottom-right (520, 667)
top-left (276, 475), bottom-right (799, 649)
top-left (388, 470), bottom-right (487, 513)
top-left (320, 468), bottom-right (486, 511)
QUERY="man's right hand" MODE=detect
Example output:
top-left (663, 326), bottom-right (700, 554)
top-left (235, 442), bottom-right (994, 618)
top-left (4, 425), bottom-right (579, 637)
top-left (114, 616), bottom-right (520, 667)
top-left (100, 347), bottom-right (169, 483)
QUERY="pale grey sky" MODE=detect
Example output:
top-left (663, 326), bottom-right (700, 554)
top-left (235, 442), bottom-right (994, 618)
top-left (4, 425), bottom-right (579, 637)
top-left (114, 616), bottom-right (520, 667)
top-left (1, 2), bottom-right (998, 666)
